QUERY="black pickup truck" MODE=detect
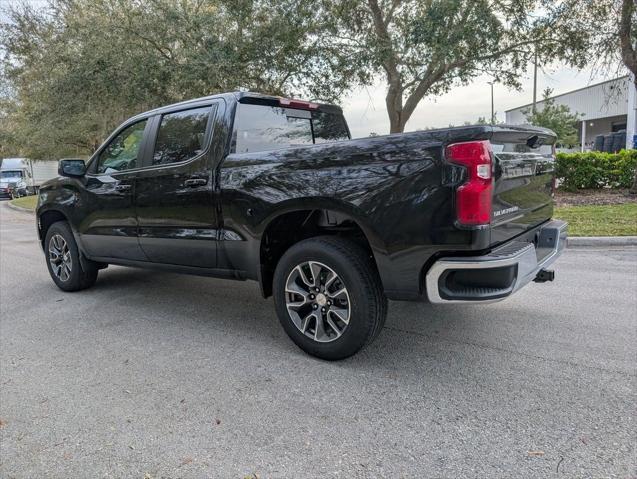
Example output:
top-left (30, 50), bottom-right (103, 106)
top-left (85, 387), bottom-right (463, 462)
top-left (37, 91), bottom-right (567, 359)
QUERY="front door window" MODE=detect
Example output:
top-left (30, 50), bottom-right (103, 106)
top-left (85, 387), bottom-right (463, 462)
top-left (97, 120), bottom-right (148, 174)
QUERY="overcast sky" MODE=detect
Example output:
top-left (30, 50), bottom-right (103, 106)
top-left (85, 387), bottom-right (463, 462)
top-left (343, 67), bottom-right (610, 137)
top-left (2, 0), bottom-right (616, 138)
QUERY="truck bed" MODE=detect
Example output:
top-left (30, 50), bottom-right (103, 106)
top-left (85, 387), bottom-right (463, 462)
top-left (220, 123), bottom-right (557, 299)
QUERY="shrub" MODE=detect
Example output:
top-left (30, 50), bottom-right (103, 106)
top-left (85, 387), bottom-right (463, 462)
top-left (555, 150), bottom-right (637, 191)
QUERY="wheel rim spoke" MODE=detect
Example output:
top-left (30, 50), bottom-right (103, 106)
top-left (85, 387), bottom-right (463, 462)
top-left (301, 313), bottom-right (315, 334)
top-left (284, 260), bottom-right (351, 344)
top-left (324, 270), bottom-right (337, 289)
top-left (326, 316), bottom-right (343, 338)
top-left (314, 314), bottom-right (327, 341)
top-left (308, 262), bottom-right (322, 287)
top-left (296, 265), bottom-right (315, 288)
top-left (329, 307), bottom-right (349, 325)
top-left (287, 299), bottom-right (306, 310)
top-left (286, 281), bottom-right (309, 300)
top-left (328, 287), bottom-right (347, 299)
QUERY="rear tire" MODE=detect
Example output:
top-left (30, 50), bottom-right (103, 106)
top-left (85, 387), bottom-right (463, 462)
top-left (44, 221), bottom-right (98, 292)
top-left (273, 236), bottom-right (387, 360)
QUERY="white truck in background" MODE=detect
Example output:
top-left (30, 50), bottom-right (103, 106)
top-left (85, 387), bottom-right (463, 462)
top-left (0, 158), bottom-right (59, 199)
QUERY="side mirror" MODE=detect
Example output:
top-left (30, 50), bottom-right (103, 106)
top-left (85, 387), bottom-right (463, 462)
top-left (58, 159), bottom-right (86, 177)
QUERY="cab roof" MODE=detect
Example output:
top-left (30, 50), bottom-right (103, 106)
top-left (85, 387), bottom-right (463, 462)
top-left (129, 91), bottom-right (343, 122)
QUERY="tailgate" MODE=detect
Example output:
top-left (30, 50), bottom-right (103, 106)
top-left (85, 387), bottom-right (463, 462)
top-left (490, 127), bottom-right (556, 245)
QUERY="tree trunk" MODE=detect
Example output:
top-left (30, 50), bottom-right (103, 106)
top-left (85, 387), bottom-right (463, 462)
top-left (619, 0), bottom-right (637, 79)
top-left (388, 114), bottom-right (405, 133)
top-left (630, 166), bottom-right (637, 195)
top-left (386, 80), bottom-right (405, 133)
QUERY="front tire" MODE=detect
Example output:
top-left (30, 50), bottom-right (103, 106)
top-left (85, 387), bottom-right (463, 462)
top-left (273, 236), bottom-right (387, 360)
top-left (44, 221), bottom-right (98, 291)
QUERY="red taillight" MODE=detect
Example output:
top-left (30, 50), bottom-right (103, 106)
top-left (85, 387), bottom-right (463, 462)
top-left (446, 140), bottom-right (493, 226)
top-left (279, 98), bottom-right (319, 110)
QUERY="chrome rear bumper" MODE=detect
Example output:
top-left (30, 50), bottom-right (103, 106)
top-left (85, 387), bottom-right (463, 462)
top-left (426, 220), bottom-right (568, 304)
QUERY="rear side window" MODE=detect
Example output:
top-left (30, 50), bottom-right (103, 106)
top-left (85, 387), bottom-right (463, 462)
top-left (233, 103), bottom-right (349, 153)
top-left (312, 111), bottom-right (350, 144)
top-left (152, 106), bottom-right (211, 166)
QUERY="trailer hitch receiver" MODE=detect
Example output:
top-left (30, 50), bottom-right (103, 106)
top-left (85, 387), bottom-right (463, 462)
top-left (533, 269), bottom-right (555, 283)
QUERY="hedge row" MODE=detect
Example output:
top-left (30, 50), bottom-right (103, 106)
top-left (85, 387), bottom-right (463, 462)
top-left (555, 150), bottom-right (637, 191)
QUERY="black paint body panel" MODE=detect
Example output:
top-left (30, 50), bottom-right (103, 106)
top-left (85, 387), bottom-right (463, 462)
top-left (36, 92), bottom-right (557, 301)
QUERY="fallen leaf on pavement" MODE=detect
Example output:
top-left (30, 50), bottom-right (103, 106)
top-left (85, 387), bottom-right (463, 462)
top-left (528, 451), bottom-right (545, 456)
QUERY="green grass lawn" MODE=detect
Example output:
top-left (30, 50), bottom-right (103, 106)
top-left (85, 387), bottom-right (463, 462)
top-left (9, 195), bottom-right (38, 211)
top-left (554, 203), bottom-right (637, 237)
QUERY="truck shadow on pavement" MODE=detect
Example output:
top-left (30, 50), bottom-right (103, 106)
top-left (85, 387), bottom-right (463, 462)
top-left (84, 265), bottom-right (550, 375)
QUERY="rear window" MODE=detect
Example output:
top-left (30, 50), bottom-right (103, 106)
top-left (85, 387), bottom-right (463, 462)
top-left (232, 103), bottom-right (349, 153)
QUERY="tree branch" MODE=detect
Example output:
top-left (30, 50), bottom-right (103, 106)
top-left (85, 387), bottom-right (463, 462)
top-left (367, 0), bottom-right (400, 80)
top-left (383, 0), bottom-right (402, 28)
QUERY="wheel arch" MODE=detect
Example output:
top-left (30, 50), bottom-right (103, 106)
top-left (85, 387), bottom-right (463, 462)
top-left (257, 202), bottom-right (387, 298)
top-left (37, 208), bottom-right (70, 247)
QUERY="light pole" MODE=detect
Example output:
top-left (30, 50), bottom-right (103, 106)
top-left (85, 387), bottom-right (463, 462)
top-left (532, 46), bottom-right (538, 114)
top-left (487, 81), bottom-right (495, 124)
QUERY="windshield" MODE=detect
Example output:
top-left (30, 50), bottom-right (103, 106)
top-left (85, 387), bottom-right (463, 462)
top-left (0, 170), bottom-right (23, 180)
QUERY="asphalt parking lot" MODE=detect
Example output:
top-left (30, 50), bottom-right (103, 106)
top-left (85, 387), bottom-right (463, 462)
top-left (1, 202), bottom-right (635, 479)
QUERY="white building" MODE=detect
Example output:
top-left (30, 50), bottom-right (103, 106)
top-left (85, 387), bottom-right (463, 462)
top-left (505, 75), bottom-right (637, 151)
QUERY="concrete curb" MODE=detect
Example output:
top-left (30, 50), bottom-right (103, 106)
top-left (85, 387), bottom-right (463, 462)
top-left (4, 201), bottom-right (34, 214)
top-left (568, 236), bottom-right (637, 247)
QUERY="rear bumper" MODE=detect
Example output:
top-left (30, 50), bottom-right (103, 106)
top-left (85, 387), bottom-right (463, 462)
top-left (426, 219), bottom-right (567, 304)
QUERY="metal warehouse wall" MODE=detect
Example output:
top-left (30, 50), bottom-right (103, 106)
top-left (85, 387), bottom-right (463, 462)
top-left (506, 76), bottom-right (630, 124)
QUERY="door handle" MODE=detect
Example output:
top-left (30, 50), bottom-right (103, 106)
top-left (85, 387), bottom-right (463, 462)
top-left (114, 184), bottom-right (132, 192)
top-left (184, 178), bottom-right (208, 187)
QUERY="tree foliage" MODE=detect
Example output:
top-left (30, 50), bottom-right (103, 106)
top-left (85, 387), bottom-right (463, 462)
top-left (1, 0), bottom-right (634, 161)
top-left (322, 0), bottom-right (593, 133)
top-left (0, 0), bottom-right (362, 159)
top-left (567, 0), bottom-right (637, 87)
top-left (524, 88), bottom-right (581, 146)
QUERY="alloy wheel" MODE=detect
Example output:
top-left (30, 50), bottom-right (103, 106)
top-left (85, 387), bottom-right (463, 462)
top-left (49, 234), bottom-right (72, 282)
top-left (285, 261), bottom-right (351, 343)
